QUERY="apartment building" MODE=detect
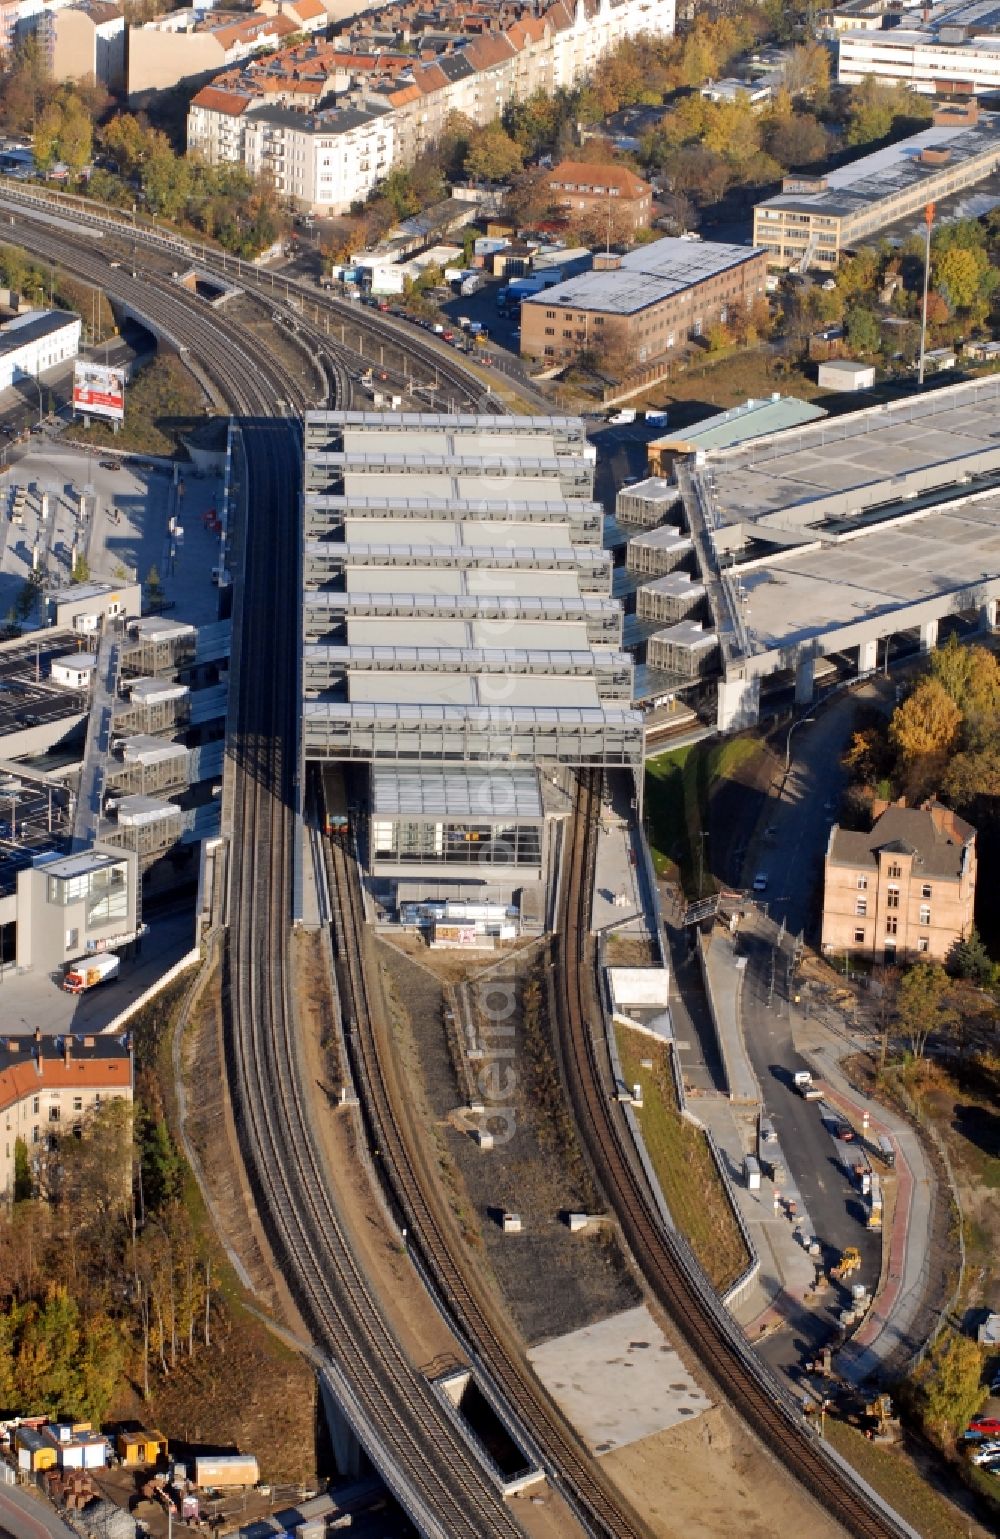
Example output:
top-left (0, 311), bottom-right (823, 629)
top-left (519, 236), bottom-right (767, 369)
top-left (542, 159), bottom-right (653, 233)
top-left (243, 100), bottom-right (394, 211)
top-left (38, 0), bottom-right (125, 90)
top-left (0, 309), bottom-right (81, 393)
top-left (753, 104), bottom-right (1000, 269)
top-left (1, 1032), bottom-right (133, 1201)
top-left (187, 0), bottom-right (674, 180)
top-left (128, 6), bottom-right (298, 105)
top-left (838, 0), bottom-right (1000, 94)
top-left (822, 798), bottom-right (976, 963)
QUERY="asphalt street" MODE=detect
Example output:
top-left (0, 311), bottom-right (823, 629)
top-left (0, 1482), bottom-right (76, 1539)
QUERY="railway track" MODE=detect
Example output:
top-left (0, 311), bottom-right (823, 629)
top-left (0, 191), bottom-right (920, 1538)
top-left (320, 778), bottom-right (652, 1539)
top-left (557, 769), bottom-right (917, 1539)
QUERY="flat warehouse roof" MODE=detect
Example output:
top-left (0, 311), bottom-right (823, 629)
top-left (524, 236), bottom-right (764, 317)
top-left (704, 376), bottom-right (1000, 528)
top-left (757, 115), bottom-right (1000, 220)
top-left (372, 764), bottom-right (544, 819)
top-left (740, 490), bottom-right (1000, 652)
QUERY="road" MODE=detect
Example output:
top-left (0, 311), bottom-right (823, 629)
top-left (0, 1482), bottom-right (76, 1539)
top-left (729, 688), bottom-right (896, 1376)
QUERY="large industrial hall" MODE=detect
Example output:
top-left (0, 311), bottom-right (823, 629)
top-left (301, 410), bottom-right (643, 923)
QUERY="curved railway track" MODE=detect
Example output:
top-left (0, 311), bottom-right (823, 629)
top-left (321, 785), bottom-right (653, 1539)
top-left (0, 190), bottom-right (919, 1539)
top-left (557, 770), bottom-right (916, 1539)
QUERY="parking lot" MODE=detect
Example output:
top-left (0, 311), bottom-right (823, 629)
top-left (0, 441), bottom-right (225, 628)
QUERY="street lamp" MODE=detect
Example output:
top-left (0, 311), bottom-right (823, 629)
top-left (30, 372), bottom-right (44, 428)
top-left (784, 714), bottom-right (816, 774)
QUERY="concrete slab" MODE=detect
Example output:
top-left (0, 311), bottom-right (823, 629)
top-left (527, 1305), bottom-right (712, 1454)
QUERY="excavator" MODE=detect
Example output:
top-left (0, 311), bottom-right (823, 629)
top-left (830, 1245), bottom-right (861, 1281)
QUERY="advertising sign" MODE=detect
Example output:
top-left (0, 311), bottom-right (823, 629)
top-left (73, 362), bottom-right (125, 423)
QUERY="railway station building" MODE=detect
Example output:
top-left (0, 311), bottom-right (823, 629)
top-left (300, 410), bottom-right (642, 920)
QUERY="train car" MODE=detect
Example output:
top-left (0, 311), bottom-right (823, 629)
top-left (321, 763), bottom-right (349, 837)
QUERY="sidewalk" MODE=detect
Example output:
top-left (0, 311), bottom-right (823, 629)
top-left (699, 926), bottom-right (759, 1105)
top-left (696, 1094), bottom-right (818, 1331)
top-left (798, 1033), bottom-right (934, 1384)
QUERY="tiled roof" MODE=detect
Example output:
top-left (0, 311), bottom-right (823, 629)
top-left (546, 159), bottom-right (651, 198)
top-left (190, 85), bottom-right (255, 113)
top-left (0, 1034), bottom-right (132, 1115)
top-left (828, 801), bottom-right (976, 879)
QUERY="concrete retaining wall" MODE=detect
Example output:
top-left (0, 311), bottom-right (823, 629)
top-left (98, 947), bottom-right (201, 1033)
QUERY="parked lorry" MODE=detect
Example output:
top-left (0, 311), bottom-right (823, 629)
top-left (793, 1070), bottom-right (823, 1100)
top-left (62, 952), bottom-right (119, 994)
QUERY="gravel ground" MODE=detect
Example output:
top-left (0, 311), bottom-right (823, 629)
top-left (377, 939), bottom-right (639, 1346)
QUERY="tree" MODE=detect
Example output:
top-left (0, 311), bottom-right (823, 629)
top-left (896, 962), bottom-right (958, 1059)
top-left (463, 124), bottom-right (524, 184)
top-left (59, 101), bottom-right (92, 181)
top-left (34, 101), bottom-right (64, 174)
top-left (145, 565), bottom-right (164, 608)
top-left (71, 553), bottom-right (89, 584)
top-left (909, 1331), bottom-right (987, 1441)
top-left (889, 677), bottom-right (962, 762)
top-left (947, 928), bottom-right (995, 987)
top-left (13, 1138), bottom-right (31, 1203)
top-left (934, 244), bottom-right (987, 312)
top-left (766, 112), bottom-right (828, 169)
top-left (845, 307), bottom-right (882, 355)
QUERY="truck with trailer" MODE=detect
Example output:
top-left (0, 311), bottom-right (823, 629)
top-left (62, 952), bottom-right (120, 994)
top-left (793, 1070), bottom-right (823, 1100)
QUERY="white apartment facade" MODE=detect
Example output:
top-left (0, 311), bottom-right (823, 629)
top-left (188, 0), bottom-right (674, 189)
top-left (242, 102), bottom-right (394, 210)
top-left (0, 310), bottom-right (81, 393)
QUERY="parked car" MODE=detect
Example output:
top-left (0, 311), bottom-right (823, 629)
top-left (969, 1418), bottom-right (1000, 1436)
top-left (970, 1443), bottom-right (1000, 1465)
top-left (753, 872), bottom-right (769, 893)
top-left (99, 459), bottom-right (121, 471)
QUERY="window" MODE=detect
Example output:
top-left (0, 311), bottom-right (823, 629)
top-left (919, 905), bottom-right (931, 925)
top-left (921, 883), bottom-right (932, 899)
top-left (854, 927), bottom-right (866, 944)
top-left (73, 1096), bottom-right (82, 1112)
top-left (855, 898), bottom-right (867, 916)
top-left (545, 309), bottom-right (555, 319)
top-left (544, 326), bottom-right (555, 335)
top-left (562, 329), bottom-right (573, 338)
top-left (917, 936), bottom-right (929, 953)
top-left (32, 1096), bottom-right (39, 1114)
top-left (49, 1106), bottom-right (60, 1123)
top-left (887, 862), bottom-right (902, 880)
top-left (32, 1126), bottom-right (39, 1144)
top-left (886, 915), bottom-right (898, 936)
top-left (886, 884), bottom-right (900, 909)
top-left (856, 875), bottom-right (868, 891)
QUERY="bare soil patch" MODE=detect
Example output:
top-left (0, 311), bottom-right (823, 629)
top-left (376, 939), bottom-right (640, 1346)
top-left (602, 1404), bottom-right (847, 1539)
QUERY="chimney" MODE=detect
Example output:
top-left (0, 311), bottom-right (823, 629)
top-left (64, 1034), bottom-right (72, 1066)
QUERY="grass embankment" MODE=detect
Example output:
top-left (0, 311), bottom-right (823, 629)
top-left (825, 1420), bottom-right (988, 1539)
top-left (70, 353), bottom-right (207, 455)
top-left (615, 1023), bottom-right (749, 1292)
top-left (645, 735), bottom-right (760, 893)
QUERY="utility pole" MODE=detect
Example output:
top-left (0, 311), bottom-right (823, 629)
top-left (917, 201), bottom-right (935, 388)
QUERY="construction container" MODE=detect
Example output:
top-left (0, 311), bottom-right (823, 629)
top-left (192, 1455), bottom-right (259, 1489)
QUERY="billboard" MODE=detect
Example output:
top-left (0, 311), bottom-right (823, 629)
top-left (73, 362), bottom-right (125, 423)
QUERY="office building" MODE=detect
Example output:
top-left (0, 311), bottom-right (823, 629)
top-left (0, 310), bottom-right (81, 393)
top-left (822, 798), bottom-right (976, 962)
top-left (754, 105), bottom-right (1000, 270)
top-left (519, 236), bottom-right (767, 368)
top-left (838, 0), bottom-right (1000, 95)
